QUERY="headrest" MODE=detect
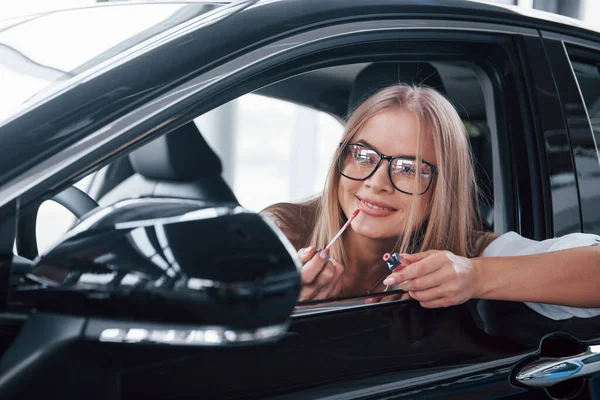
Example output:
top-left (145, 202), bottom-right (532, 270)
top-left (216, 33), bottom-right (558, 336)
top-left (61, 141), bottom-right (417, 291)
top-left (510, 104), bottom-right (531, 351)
top-left (130, 122), bottom-right (223, 181)
top-left (348, 62), bottom-right (447, 112)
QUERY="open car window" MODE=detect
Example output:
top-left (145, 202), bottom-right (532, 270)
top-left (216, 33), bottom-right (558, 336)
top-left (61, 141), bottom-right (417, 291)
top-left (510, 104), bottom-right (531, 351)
top-left (195, 94), bottom-right (344, 212)
top-left (32, 60), bottom-right (498, 304)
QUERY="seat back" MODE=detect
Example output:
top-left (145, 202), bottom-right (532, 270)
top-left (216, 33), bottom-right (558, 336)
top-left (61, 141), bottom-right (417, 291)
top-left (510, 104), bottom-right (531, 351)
top-left (348, 62), bottom-right (447, 113)
top-left (100, 122), bottom-right (238, 206)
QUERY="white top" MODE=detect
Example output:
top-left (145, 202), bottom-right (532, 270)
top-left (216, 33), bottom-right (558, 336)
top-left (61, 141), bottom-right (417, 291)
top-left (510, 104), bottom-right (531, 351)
top-left (481, 231), bottom-right (600, 320)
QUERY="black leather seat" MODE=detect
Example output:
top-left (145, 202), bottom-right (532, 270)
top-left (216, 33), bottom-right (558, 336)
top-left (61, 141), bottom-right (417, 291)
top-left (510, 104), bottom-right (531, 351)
top-left (99, 122), bottom-right (238, 206)
top-left (348, 62), bottom-right (447, 113)
top-left (348, 62), bottom-right (493, 229)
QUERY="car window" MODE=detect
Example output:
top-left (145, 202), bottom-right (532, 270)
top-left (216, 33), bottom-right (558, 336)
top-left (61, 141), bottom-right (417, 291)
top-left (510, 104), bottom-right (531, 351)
top-left (31, 95), bottom-right (344, 255)
top-left (566, 55), bottom-right (600, 234)
top-left (194, 60), bottom-right (499, 303)
top-left (30, 58), bottom-right (501, 305)
top-left (64, 60), bottom-right (497, 303)
top-left (196, 94), bottom-right (345, 212)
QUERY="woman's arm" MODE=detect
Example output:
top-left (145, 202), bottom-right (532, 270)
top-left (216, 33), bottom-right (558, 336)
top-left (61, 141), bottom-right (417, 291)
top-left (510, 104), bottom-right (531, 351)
top-left (474, 245), bottom-right (600, 307)
top-left (383, 232), bottom-right (600, 313)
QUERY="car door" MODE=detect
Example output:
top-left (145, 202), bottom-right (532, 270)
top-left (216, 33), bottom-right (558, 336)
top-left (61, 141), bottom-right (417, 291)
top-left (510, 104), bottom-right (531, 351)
top-left (2, 2), bottom-right (600, 399)
top-left (105, 4), bottom-right (600, 400)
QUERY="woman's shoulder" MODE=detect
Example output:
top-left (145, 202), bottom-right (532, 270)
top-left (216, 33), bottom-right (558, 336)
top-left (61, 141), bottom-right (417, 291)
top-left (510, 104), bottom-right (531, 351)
top-left (481, 230), bottom-right (600, 257)
top-left (260, 198), bottom-right (320, 250)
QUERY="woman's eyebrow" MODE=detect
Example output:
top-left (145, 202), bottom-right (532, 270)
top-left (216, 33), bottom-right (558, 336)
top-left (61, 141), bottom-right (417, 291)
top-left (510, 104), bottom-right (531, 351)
top-left (354, 139), bottom-right (419, 160)
top-left (355, 139), bottom-right (375, 149)
top-left (355, 139), bottom-right (378, 149)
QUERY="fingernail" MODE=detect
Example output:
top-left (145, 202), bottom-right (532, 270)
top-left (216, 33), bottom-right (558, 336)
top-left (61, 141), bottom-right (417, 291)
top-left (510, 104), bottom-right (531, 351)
top-left (319, 249), bottom-right (328, 260)
top-left (383, 277), bottom-right (395, 286)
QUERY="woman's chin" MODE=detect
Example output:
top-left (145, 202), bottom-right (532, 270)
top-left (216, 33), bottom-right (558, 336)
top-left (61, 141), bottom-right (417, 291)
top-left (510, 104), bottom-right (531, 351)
top-left (353, 225), bottom-right (400, 241)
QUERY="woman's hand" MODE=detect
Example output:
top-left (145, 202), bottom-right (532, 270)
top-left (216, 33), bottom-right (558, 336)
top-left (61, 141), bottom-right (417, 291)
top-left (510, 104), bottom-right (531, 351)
top-left (382, 250), bottom-right (481, 308)
top-left (298, 246), bottom-right (344, 301)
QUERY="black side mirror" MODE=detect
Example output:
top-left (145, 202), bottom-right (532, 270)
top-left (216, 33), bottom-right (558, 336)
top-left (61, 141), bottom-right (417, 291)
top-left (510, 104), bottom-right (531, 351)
top-left (14, 197), bottom-right (301, 345)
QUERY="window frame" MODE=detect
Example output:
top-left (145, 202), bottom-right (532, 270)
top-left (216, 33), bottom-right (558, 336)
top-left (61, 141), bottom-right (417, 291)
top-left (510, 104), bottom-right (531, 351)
top-left (541, 33), bottom-right (600, 235)
top-left (15, 19), bottom-right (542, 307)
top-left (562, 43), bottom-right (600, 234)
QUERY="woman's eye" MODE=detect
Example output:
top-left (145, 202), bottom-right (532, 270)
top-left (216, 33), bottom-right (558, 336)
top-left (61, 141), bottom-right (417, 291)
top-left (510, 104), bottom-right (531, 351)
top-left (395, 165), bottom-right (415, 176)
top-left (353, 151), bottom-right (374, 163)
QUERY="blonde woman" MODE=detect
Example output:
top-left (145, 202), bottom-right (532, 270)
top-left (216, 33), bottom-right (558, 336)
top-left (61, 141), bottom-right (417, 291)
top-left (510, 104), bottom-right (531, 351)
top-left (262, 85), bottom-right (600, 320)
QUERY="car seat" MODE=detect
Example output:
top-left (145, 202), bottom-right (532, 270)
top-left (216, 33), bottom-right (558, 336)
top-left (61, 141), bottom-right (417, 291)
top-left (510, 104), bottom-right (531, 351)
top-left (99, 122), bottom-right (238, 206)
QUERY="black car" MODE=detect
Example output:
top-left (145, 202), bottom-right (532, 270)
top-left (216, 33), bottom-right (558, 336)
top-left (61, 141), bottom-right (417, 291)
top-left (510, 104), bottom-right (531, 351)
top-left (1, 0), bottom-right (600, 399)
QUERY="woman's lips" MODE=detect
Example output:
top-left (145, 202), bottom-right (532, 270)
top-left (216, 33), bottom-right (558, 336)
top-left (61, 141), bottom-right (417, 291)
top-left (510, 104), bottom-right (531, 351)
top-left (356, 196), bottom-right (397, 217)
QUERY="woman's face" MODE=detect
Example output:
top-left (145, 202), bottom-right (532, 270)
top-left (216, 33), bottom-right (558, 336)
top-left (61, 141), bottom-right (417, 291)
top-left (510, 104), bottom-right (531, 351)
top-left (338, 108), bottom-right (437, 240)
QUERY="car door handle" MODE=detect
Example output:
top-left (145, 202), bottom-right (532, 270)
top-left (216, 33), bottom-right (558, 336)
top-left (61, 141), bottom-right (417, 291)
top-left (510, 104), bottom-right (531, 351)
top-left (514, 344), bottom-right (600, 387)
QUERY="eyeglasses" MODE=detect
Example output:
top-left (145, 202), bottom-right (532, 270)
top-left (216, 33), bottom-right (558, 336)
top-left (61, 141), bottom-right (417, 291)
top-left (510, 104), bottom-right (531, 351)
top-left (338, 143), bottom-right (438, 195)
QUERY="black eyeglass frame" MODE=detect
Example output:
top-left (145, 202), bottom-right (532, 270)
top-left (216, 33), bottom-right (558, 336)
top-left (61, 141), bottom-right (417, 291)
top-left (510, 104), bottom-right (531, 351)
top-left (338, 142), bottom-right (438, 195)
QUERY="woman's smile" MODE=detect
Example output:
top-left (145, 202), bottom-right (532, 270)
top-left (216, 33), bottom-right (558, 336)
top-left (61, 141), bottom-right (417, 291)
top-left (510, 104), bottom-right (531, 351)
top-left (356, 196), bottom-right (397, 216)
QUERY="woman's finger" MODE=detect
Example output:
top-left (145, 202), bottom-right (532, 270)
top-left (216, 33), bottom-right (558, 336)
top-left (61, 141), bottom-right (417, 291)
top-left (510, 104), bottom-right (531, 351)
top-left (299, 256), bottom-right (344, 301)
top-left (408, 285), bottom-right (448, 303)
top-left (419, 298), bottom-right (456, 309)
top-left (383, 252), bottom-right (445, 286)
top-left (315, 260), bottom-right (344, 299)
top-left (301, 249), bottom-right (329, 285)
top-left (309, 261), bottom-right (339, 299)
top-left (400, 250), bottom-right (438, 264)
top-left (399, 267), bottom-right (452, 292)
top-left (297, 246), bottom-right (316, 264)
top-left (300, 285), bottom-right (319, 301)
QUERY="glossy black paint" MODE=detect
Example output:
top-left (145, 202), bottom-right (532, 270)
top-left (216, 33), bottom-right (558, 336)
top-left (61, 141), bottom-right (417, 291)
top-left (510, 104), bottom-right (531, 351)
top-left (18, 198), bottom-right (300, 328)
top-left (484, 37), bottom-right (535, 237)
top-left (116, 300), bottom-right (600, 398)
top-left (0, 1), bottom-right (600, 399)
top-left (3, 299), bottom-right (589, 399)
top-left (519, 35), bottom-right (582, 237)
top-left (547, 41), bottom-right (600, 235)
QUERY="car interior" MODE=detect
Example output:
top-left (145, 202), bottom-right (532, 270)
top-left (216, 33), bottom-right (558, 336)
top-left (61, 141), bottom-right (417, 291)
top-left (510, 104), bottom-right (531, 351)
top-left (29, 59), bottom-right (496, 271)
top-left (84, 60), bottom-right (494, 223)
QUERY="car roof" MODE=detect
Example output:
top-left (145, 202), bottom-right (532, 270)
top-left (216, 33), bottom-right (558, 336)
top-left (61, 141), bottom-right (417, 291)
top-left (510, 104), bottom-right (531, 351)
top-left (3, 0), bottom-right (599, 38)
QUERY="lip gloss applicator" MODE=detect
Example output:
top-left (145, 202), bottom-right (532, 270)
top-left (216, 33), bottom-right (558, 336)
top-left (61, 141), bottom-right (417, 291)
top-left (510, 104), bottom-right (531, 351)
top-left (315, 209), bottom-right (360, 263)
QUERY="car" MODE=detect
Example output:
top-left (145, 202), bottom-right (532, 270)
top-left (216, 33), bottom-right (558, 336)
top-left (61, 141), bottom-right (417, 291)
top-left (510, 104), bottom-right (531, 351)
top-left (1, 0), bottom-right (600, 398)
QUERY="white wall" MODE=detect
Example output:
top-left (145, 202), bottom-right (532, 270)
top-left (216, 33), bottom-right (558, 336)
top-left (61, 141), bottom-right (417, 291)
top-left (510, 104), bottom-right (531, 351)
top-left (0, 1), bottom-right (96, 20)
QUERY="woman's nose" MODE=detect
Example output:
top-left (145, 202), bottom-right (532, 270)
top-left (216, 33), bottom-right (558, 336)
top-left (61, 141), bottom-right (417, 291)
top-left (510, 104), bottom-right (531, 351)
top-left (364, 160), bottom-right (394, 193)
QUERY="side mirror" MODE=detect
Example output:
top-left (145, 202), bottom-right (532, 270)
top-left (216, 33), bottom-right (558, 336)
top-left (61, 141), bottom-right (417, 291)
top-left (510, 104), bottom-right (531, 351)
top-left (16, 197), bottom-right (301, 346)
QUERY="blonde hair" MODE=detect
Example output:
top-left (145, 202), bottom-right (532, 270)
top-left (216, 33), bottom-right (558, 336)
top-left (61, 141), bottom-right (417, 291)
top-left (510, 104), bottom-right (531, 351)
top-left (262, 85), bottom-right (496, 265)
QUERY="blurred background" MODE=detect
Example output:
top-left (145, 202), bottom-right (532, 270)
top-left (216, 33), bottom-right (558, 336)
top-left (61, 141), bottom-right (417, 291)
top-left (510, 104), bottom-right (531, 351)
top-left (1, 0), bottom-right (599, 253)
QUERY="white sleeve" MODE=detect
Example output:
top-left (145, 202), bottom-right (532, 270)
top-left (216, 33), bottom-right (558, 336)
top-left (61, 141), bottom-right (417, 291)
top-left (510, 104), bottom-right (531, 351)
top-left (482, 231), bottom-right (600, 320)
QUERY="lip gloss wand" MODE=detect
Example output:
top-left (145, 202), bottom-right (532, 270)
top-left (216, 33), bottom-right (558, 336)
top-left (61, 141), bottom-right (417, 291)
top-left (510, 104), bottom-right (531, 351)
top-left (316, 209), bottom-right (360, 263)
